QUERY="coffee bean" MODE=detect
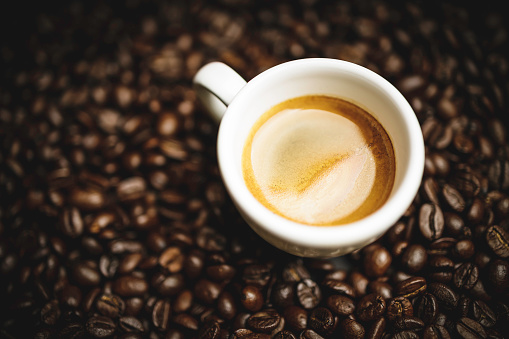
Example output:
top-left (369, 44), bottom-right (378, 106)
top-left (96, 294), bottom-right (125, 318)
top-left (113, 276), bottom-right (148, 297)
top-left (152, 272), bottom-right (184, 296)
top-left (326, 294), bottom-right (355, 316)
top-left (271, 281), bottom-right (295, 309)
top-left (119, 316), bottom-right (144, 332)
top-left (453, 262), bottom-right (479, 290)
top-left (158, 246), bottom-right (184, 273)
top-left (299, 329), bottom-right (324, 339)
top-left (309, 307), bottom-right (335, 336)
top-left (419, 203), bottom-right (445, 241)
top-left (339, 318), bottom-right (365, 339)
top-left (152, 299), bottom-right (171, 330)
top-left (415, 293), bottom-right (438, 325)
top-left (72, 260), bottom-right (101, 286)
top-left (428, 282), bottom-right (458, 311)
top-left (401, 244), bottom-right (427, 273)
top-left (393, 316), bottom-right (425, 332)
top-left (322, 279), bottom-right (356, 298)
top-left (86, 315), bottom-right (116, 338)
top-left (247, 309), bottom-right (281, 333)
top-left (423, 325), bottom-right (450, 339)
top-left (241, 285), bottom-right (264, 312)
top-left (392, 330), bottom-right (419, 339)
top-left (206, 264), bottom-right (236, 282)
top-left (487, 259), bottom-right (509, 293)
top-left (456, 317), bottom-right (487, 339)
top-left (428, 256), bottom-right (454, 283)
top-left (273, 330), bottom-right (297, 339)
top-left (486, 225), bottom-right (509, 258)
top-left (194, 279), bottom-right (221, 305)
top-left (70, 186), bottom-right (105, 211)
top-left (60, 207), bottom-right (84, 238)
top-left (296, 279), bottom-right (321, 309)
top-left (40, 300), bottom-right (60, 326)
top-left (283, 305), bottom-right (308, 332)
top-left (442, 184), bottom-right (466, 212)
top-left (368, 281), bottom-right (393, 299)
top-left (366, 317), bottom-right (386, 339)
top-left (364, 246), bottom-right (392, 277)
top-left (395, 277), bottom-right (427, 299)
top-left (471, 300), bottom-right (496, 328)
top-left (357, 293), bottom-right (386, 322)
top-left (387, 297), bottom-right (413, 321)
top-left (453, 240), bottom-right (475, 260)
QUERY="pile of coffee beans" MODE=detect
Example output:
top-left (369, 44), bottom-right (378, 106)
top-left (1, 1), bottom-right (508, 338)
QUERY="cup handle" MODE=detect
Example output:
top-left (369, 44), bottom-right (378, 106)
top-left (193, 62), bottom-right (247, 123)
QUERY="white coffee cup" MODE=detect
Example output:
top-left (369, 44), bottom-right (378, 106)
top-left (193, 58), bottom-right (424, 258)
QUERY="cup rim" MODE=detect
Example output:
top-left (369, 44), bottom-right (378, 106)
top-left (217, 58), bottom-right (424, 249)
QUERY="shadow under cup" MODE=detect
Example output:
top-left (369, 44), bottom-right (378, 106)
top-left (217, 59), bottom-right (424, 258)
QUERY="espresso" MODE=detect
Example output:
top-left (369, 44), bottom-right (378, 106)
top-left (242, 95), bottom-right (395, 226)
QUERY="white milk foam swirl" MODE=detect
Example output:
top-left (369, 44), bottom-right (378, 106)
top-left (250, 108), bottom-right (376, 225)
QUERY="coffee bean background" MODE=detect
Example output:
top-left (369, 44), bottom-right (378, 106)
top-left (1, 1), bottom-right (508, 338)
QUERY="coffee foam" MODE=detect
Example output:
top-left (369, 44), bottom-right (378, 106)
top-left (249, 108), bottom-right (377, 225)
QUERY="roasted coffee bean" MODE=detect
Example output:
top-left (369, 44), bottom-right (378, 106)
top-left (299, 329), bottom-right (324, 339)
top-left (368, 281), bottom-right (393, 299)
top-left (73, 261), bottom-right (101, 286)
top-left (453, 262), bottom-right (479, 290)
top-left (386, 297), bottom-right (413, 321)
top-left (206, 264), bottom-right (236, 282)
top-left (442, 184), bottom-right (466, 212)
top-left (456, 317), bottom-right (487, 339)
top-left (415, 293), bottom-right (438, 325)
top-left (296, 279), bottom-right (321, 309)
top-left (401, 244), bottom-right (427, 273)
top-left (471, 300), bottom-right (496, 328)
top-left (363, 246), bottom-right (392, 277)
top-left (419, 203), bottom-right (445, 241)
top-left (393, 316), bottom-right (425, 331)
top-left (173, 313), bottom-right (199, 331)
top-left (487, 259), bottom-right (509, 293)
top-left (321, 279), bottom-right (356, 298)
top-left (423, 325), bottom-right (450, 339)
top-left (428, 282), bottom-right (458, 311)
top-left (119, 316), bottom-right (144, 332)
top-left (356, 293), bottom-right (386, 322)
top-left (282, 261), bottom-right (311, 282)
top-left (366, 317), bottom-right (386, 339)
top-left (60, 207), bottom-right (84, 238)
top-left (152, 299), bottom-right (171, 330)
top-left (444, 212), bottom-right (465, 237)
top-left (273, 330), bottom-right (297, 339)
top-left (247, 309), bottom-right (281, 333)
top-left (241, 285), bottom-right (264, 312)
top-left (486, 226), bottom-right (509, 258)
top-left (194, 279), bottom-right (221, 305)
top-left (96, 294), bottom-right (125, 318)
top-left (40, 300), bottom-right (60, 326)
top-left (158, 247), bottom-right (184, 273)
top-left (113, 275), bottom-right (148, 297)
top-left (392, 330), bottom-right (419, 339)
top-left (349, 271), bottom-right (369, 297)
top-left (243, 264), bottom-right (272, 287)
top-left (326, 294), bottom-right (355, 316)
top-left (283, 305), bottom-right (308, 332)
top-left (271, 281), bottom-right (295, 309)
top-left (395, 277), bottom-right (427, 299)
top-left (85, 315), bottom-right (116, 338)
top-left (340, 318), bottom-right (365, 339)
top-left (428, 256), bottom-right (454, 283)
top-left (309, 307), bottom-right (335, 336)
top-left (153, 272), bottom-right (184, 296)
top-left (453, 240), bottom-right (475, 260)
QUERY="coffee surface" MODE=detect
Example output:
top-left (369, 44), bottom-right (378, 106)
top-left (242, 95), bottom-right (395, 226)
